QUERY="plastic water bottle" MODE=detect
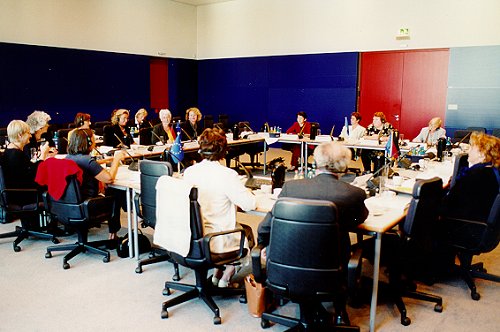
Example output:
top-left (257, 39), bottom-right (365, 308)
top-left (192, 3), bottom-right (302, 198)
top-left (53, 131), bottom-right (59, 150)
top-left (293, 170), bottom-right (299, 180)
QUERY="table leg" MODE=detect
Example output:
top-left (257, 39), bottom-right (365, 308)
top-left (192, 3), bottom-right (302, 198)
top-left (369, 232), bottom-right (382, 332)
top-left (263, 141), bottom-right (267, 175)
top-left (132, 190), bottom-right (139, 260)
top-left (126, 187), bottom-right (134, 258)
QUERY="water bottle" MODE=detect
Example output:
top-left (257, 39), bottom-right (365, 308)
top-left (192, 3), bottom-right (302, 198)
top-left (53, 131), bottom-right (59, 150)
top-left (232, 124), bottom-right (239, 140)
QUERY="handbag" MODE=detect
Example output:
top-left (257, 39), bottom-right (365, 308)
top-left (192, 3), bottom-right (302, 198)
top-left (244, 274), bottom-right (268, 318)
top-left (116, 230), bottom-right (152, 258)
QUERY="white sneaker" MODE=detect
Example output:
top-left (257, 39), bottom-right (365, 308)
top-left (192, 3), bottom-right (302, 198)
top-left (218, 279), bottom-right (230, 288)
top-left (211, 275), bottom-right (220, 287)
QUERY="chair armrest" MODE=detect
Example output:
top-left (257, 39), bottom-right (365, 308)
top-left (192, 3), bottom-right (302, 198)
top-left (83, 195), bottom-right (115, 222)
top-left (251, 243), bottom-right (266, 283)
top-left (133, 192), bottom-right (143, 219)
top-left (202, 228), bottom-right (246, 265)
top-left (1, 188), bottom-right (39, 212)
top-left (236, 222), bottom-right (255, 249)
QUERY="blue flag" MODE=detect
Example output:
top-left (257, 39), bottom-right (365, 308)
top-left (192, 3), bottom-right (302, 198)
top-left (344, 116), bottom-right (349, 136)
top-left (170, 129), bottom-right (184, 163)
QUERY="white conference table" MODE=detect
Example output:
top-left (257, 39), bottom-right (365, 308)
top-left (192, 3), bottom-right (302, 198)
top-left (111, 152), bottom-right (454, 332)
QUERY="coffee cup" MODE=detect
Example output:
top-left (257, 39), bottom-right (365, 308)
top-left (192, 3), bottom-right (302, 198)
top-left (393, 175), bottom-right (403, 187)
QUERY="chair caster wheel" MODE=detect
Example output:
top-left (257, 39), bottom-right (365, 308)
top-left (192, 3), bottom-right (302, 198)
top-left (401, 317), bottom-right (411, 326)
top-left (213, 316), bottom-right (221, 325)
top-left (135, 266), bottom-right (143, 273)
top-left (434, 304), bottom-right (443, 312)
top-left (261, 318), bottom-right (271, 328)
top-left (103, 256), bottom-right (110, 263)
top-left (45, 252), bottom-right (52, 258)
top-left (52, 238), bottom-right (59, 244)
top-left (163, 288), bottom-right (171, 296)
top-left (63, 262), bottom-right (70, 270)
top-left (13, 245), bottom-right (21, 252)
top-left (172, 273), bottom-right (180, 281)
top-left (161, 309), bottom-right (169, 319)
top-left (239, 295), bottom-right (247, 304)
top-left (149, 252), bottom-right (155, 258)
top-left (471, 291), bottom-right (480, 301)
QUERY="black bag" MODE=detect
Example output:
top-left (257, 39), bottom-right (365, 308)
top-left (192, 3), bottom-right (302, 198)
top-left (116, 230), bottom-right (152, 258)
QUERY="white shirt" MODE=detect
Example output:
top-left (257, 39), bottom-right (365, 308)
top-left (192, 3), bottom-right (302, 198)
top-left (340, 124), bottom-right (366, 141)
top-left (413, 127), bottom-right (446, 145)
top-left (183, 159), bottom-right (256, 253)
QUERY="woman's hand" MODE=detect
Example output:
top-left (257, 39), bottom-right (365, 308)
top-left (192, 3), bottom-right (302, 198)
top-left (40, 142), bottom-right (57, 160)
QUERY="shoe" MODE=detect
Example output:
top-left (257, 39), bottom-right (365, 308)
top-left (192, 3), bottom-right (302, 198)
top-left (218, 279), bottom-right (230, 288)
top-left (212, 275), bottom-right (220, 287)
top-left (287, 166), bottom-right (297, 172)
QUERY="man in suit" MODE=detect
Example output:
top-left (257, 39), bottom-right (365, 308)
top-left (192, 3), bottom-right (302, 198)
top-left (257, 141), bottom-right (368, 265)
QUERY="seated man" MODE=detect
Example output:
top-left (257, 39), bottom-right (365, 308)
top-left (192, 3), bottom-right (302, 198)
top-left (257, 141), bottom-right (368, 266)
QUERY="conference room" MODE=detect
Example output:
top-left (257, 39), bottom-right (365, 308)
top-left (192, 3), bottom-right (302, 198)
top-left (0, 1), bottom-right (499, 331)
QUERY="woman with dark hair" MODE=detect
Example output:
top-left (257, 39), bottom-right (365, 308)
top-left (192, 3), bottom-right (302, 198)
top-left (361, 112), bottom-right (394, 173)
top-left (340, 112), bottom-right (365, 141)
top-left (183, 128), bottom-right (256, 287)
top-left (74, 113), bottom-right (91, 130)
top-left (285, 111), bottom-right (312, 171)
top-left (65, 128), bottom-right (126, 240)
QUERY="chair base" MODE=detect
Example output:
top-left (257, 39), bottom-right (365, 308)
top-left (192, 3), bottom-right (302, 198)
top-left (261, 302), bottom-right (359, 332)
top-left (45, 239), bottom-right (112, 269)
top-left (135, 250), bottom-right (180, 281)
top-left (161, 270), bottom-right (245, 324)
top-left (456, 253), bottom-right (500, 301)
top-left (0, 225), bottom-right (58, 252)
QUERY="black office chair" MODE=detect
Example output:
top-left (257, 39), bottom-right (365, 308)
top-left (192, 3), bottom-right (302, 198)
top-left (57, 128), bottom-right (72, 154)
top-left (450, 153), bottom-right (468, 188)
top-left (159, 180), bottom-right (247, 325)
top-left (204, 115), bottom-right (214, 130)
top-left (442, 177), bottom-right (500, 300)
top-left (252, 197), bottom-right (359, 331)
top-left (93, 121), bottom-right (111, 136)
top-left (466, 126), bottom-right (486, 133)
top-left (218, 114), bottom-right (229, 131)
top-left (43, 159), bottom-right (116, 269)
top-left (133, 160), bottom-right (179, 279)
top-left (0, 165), bottom-right (58, 251)
top-left (360, 178), bottom-right (444, 326)
top-left (452, 129), bottom-right (472, 144)
top-left (238, 121), bottom-right (266, 168)
top-left (139, 126), bottom-right (153, 146)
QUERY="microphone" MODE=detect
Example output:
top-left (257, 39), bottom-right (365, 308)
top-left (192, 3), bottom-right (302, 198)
top-left (161, 146), bottom-right (185, 170)
top-left (241, 122), bottom-right (254, 133)
top-left (451, 131), bottom-right (471, 149)
top-left (150, 129), bottom-right (165, 145)
top-left (214, 123), bottom-right (224, 131)
top-left (235, 158), bottom-right (253, 180)
top-left (180, 127), bottom-right (194, 141)
top-left (113, 133), bottom-right (138, 170)
top-left (113, 133), bottom-right (129, 149)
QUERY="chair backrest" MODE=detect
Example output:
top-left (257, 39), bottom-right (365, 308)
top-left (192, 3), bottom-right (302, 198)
top-left (480, 170), bottom-right (500, 253)
top-left (139, 160), bottom-right (172, 228)
top-left (57, 128), bottom-right (72, 154)
top-left (93, 121), bottom-right (112, 136)
top-left (218, 114), bottom-right (229, 130)
top-left (266, 197), bottom-right (341, 300)
top-left (203, 115), bottom-right (214, 130)
top-left (45, 175), bottom-right (85, 224)
top-left (492, 128), bottom-right (500, 138)
top-left (139, 126), bottom-right (153, 145)
top-left (466, 127), bottom-right (486, 133)
top-left (452, 129), bottom-right (472, 144)
top-left (450, 153), bottom-right (469, 188)
top-left (403, 177), bottom-right (443, 239)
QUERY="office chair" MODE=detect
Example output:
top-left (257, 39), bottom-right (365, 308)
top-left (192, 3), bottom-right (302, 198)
top-left (450, 153), bottom-right (468, 188)
top-left (133, 160), bottom-right (179, 280)
top-left (466, 126), bottom-right (486, 133)
top-left (452, 129), bottom-right (472, 144)
top-left (252, 197), bottom-right (359, 331)
top-left (204, 114), bottom-right (214, 130)
top-left (237, 121), bottom-right (266, 168)
top-left (442, 174), bottom-right (500, 300)
top-left (93, 121), bottom-right (111, 136)
top-left (0, 165), bottom-right (58, 251)
top-left (139, 126), bottom-right (153, 146)
top-left (218, 114), bottom-right (229, 131)
top-left (42, 158), bottom-right (116, 269)
top-left (361, 178), bottom-right (444, 326)
top-left (491, 128), bottom-right (500, 138)
top-left (57, 128), bottom-right (72, 154)
top-left (156, 176), bottom-right (247, 325)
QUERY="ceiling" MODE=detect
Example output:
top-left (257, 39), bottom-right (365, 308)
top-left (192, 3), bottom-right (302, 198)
top-left (171, 0), bottom-right (235, 6)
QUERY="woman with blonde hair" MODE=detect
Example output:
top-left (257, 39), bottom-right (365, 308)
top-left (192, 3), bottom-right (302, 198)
top-left (413, 117), bottom-right (446, 145)
top-left (180, 107), bottom-right (203, 141)
top-left (103, 109), bottom-right (132, 148)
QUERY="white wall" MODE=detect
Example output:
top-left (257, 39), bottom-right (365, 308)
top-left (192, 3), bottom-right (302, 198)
top-left (0, 0), bottom-right (198, 58)
top-left (197, 0), bottom-right (500, 59)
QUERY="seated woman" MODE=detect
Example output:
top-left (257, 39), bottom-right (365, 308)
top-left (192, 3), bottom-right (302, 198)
top-left (180, 107), bottom-right (204, 141)
top-left (2, 120), bottom-right (56, 227)
top-left (360, 111), bottom-right (394, 173)
top-left (103, 109), bottom-right (133, 148)
top-left (285, 111), bottom-right (311, 171)
top-left (24, 110), bottom-right (55, 157)
top-left (339, 112), bottom-right (365, 142)
top-left (413, 117), bottom-right (446, 146)
top-left (183, 128), bottom-right (256, 288)
top-left (443, 132), bottom-right (499, 223)
top-left (151, 109), bottom-right (176, 145)
top-left (65, 128), bottom-right (126, 240)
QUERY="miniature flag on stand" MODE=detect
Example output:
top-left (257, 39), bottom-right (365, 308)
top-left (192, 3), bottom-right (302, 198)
top-left (385, 130), bottom-right (400, 160)
top-left (171, 122), bottom-right (184, 164)
top-left (344, 116), bottom-right (349, 136)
